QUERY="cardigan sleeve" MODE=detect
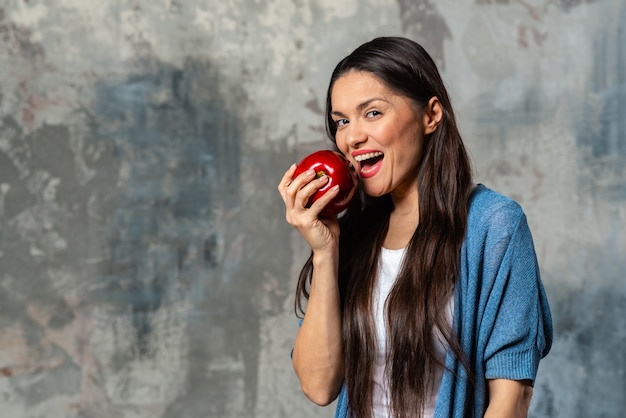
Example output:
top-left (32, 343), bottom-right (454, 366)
top-left (435, 186), bottom-right (553, 417)
top-left (480, 209), bottom-right (553, 384)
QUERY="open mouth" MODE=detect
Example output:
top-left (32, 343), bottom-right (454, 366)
top-left (354, 151), bottom-right (384, 178)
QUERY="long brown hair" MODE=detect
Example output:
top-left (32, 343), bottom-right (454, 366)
top-left (295, 37), bottom-right (474, 417)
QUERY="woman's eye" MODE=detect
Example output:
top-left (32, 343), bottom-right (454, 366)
top-left (335, 119), bottom-right (348, 127)
top-left (366, 110), bottom-right (381, 118)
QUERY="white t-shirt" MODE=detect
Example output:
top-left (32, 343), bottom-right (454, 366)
top-left (372, 247), bottom-right (454, 418)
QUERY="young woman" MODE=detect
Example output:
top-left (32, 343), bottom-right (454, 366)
top-left (278, 36), bottom-right (553, 418)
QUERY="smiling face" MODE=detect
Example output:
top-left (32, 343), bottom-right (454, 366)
top-left (330, 70), bottom-right (427, 200)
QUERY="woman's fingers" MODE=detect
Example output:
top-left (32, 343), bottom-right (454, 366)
top-left (294, 174), bottom-right (333, 210)
top-left (278, 164), bottom-right (340, 222)
top-left (281, 167), bottom-right (314, 200)
top-left (307, 181), bottom-right (340, 215)
top-left (277, 163), bottom-right (298, 201)
top-left (277, 164), bottom-right (341, 251)
top-left (281, 168), bottom-right (323, 210)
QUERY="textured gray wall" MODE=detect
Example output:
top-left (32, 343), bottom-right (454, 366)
top-left (0, 1), bottom-right (624, 417)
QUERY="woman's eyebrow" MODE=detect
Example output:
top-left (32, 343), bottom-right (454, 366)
top-left (356, 97), bottom-right (385, 111)
top-left (331, 97), bottom-right (387, 117)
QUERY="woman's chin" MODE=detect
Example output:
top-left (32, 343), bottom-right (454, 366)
top-left (362, 187), bottom-right (387, 198)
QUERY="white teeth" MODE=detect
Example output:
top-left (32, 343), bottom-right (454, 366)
top-left (354, 151), bottom-right (383, 162)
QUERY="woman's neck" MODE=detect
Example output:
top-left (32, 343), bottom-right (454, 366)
top-left (384, 188), bottom-right (419, 250)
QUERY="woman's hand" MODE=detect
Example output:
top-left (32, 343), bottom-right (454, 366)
top-left (278, 163), bottom-right (341, 254)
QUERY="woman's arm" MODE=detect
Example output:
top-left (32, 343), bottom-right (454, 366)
top-left (484, 379), bottom-right (534, 418)
top-left (278, 164), bottom-right (345, 405)
top-left (291, 250), bottom-right (344, 405)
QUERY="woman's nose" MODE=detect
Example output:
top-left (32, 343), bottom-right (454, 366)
top-left (344, 123), bottom-right (367, 149)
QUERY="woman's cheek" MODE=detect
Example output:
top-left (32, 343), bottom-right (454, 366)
top-left (335, 134), bottom-right (348, 155)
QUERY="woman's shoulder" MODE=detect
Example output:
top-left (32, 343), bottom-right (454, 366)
top-left (467, 184), bottom-right (526, 236)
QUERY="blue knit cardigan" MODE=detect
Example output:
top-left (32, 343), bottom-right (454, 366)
top-left (333, 185), bottom-right (553, 417)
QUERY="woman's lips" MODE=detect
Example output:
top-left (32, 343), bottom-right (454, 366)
top-left (358, 157), bottom-right (383, 178)
top-left (352, 150), bottom-right (384, 179)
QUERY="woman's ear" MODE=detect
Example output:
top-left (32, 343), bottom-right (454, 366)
top-left (422, 96), bottom-right (443, 135)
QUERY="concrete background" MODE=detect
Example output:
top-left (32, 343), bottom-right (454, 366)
top-left (0, 0), bottom-right (624, 417)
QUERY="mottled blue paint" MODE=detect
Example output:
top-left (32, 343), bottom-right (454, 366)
top-left (92, 60), bottom-right (243, 352)
top-left (575, 2), bottom-right (626, 204)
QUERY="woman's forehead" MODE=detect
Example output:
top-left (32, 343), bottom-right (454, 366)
top-left (331, 72), bottom-right (391, 102)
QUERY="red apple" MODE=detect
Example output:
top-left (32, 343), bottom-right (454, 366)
top-left (293, 150), bottom-right (358, 217)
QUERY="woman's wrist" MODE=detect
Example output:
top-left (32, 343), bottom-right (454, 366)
top-left (312, 249), bottom-right (338, 267)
